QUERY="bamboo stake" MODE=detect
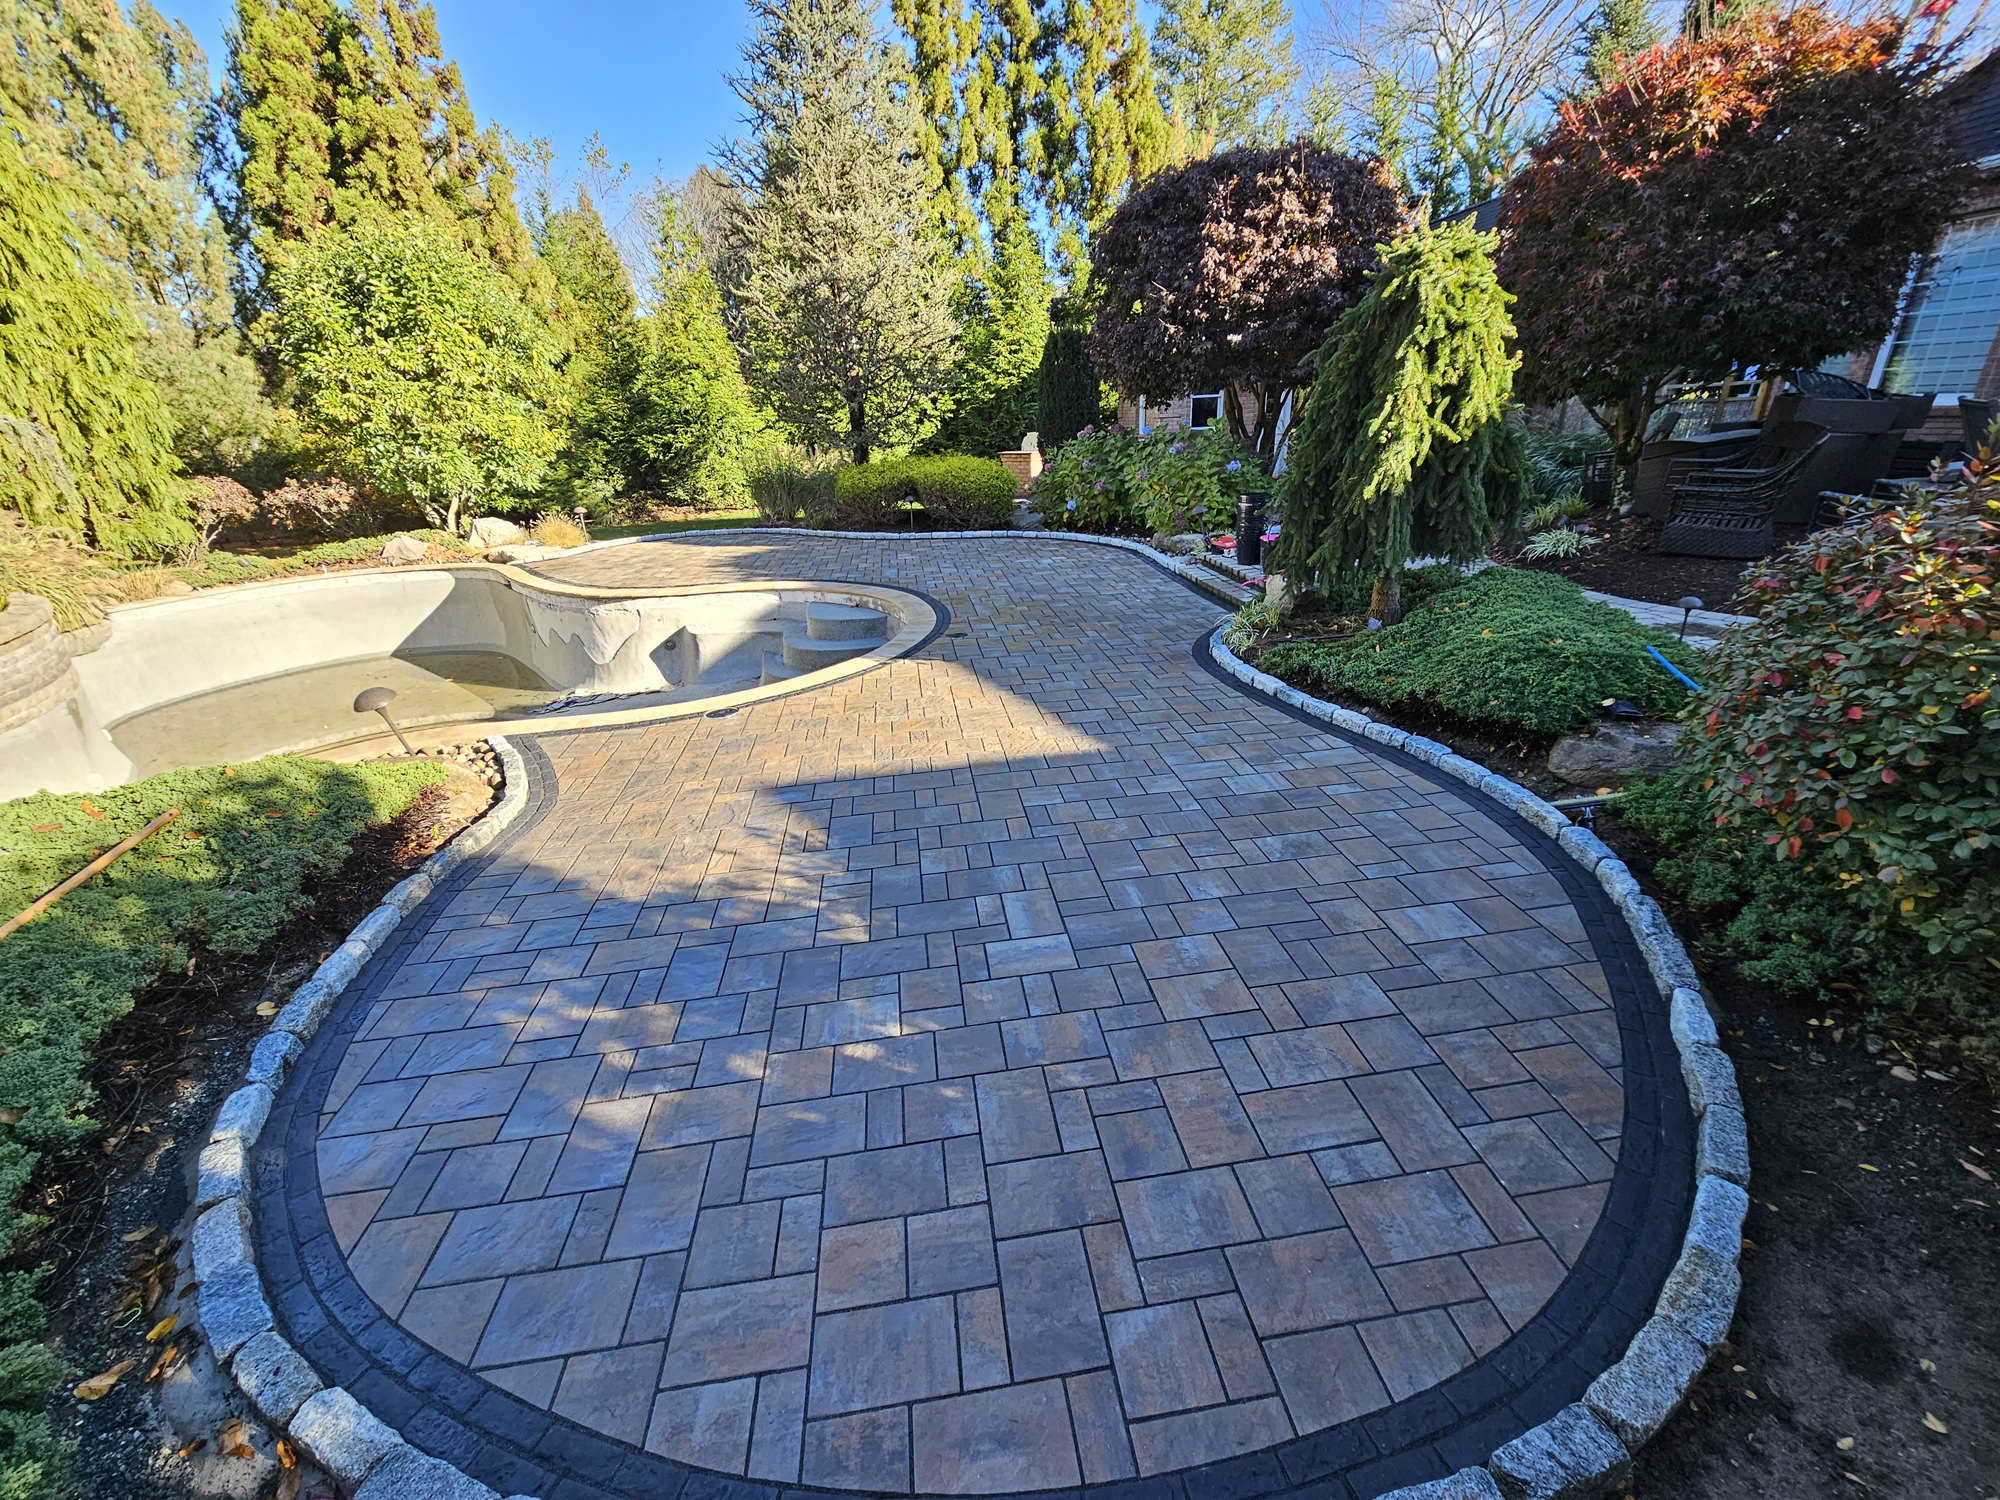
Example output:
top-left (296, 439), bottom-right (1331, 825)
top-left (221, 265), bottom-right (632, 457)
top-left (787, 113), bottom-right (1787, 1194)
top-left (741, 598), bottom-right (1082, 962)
top-left (0, 808), bottom-right (180, 942)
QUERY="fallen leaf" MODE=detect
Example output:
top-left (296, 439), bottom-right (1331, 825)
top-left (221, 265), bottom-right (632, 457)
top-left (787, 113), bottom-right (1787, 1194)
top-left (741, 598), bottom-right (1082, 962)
top-left (177, 1437), bottom-right (206, 1459)
top-left (217, 1416), bottom-right (247, 1448)
top-left (30, 823), bottom-right (58, 834)
top-left (1961, 1159), bottom-right (1992, 1182)
top-left (1859, 1163), bottom-right (1880, 1172)
top-left (254, 1001), bottom-right (278, 1018)
top-left (277, 1438), bottom-right (298, 1468)
top-left (1920, 1358), bottom-right (1937, 1374)
top-left (1923, 1412), bottom-right (1948, 1434)
top-left (1836, 1437), bottom-right (1855, 1451)
top-left (263, 810), bottom-right (282, 819)
top-left (146, 1314), bottom-right (178, 1343)
top-left (80, 800), bottom-right (105, 820)
top-left (1744, 1389), bottom-right (1758, 1399)
top-left (74, 1360), bottom-right (135, 1400)
top-left (273, 1469), bottom-right (300, 1500)
top-left (121, 1224), bottom-right (157, 1243)
top-left (1890, 1065), bottom-right (1919, 1081)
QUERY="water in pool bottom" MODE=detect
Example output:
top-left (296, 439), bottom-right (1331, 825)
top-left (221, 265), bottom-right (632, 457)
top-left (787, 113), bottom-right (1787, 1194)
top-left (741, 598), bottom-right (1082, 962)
top-left (108, 649), bottom-right (561, 777)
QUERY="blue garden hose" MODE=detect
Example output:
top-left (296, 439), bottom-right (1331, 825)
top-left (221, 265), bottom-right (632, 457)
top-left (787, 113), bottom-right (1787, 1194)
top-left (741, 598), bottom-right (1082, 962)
top-left (1647, 644), bottom-right (1704, 693)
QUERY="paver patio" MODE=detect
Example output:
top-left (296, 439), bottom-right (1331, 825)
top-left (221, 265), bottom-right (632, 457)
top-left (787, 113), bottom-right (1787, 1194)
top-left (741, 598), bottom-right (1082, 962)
top-left (255, 533), bottom-right (1688, 1498)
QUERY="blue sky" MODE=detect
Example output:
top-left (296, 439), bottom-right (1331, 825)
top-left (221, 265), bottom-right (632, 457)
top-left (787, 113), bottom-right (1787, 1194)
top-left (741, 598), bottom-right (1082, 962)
top-left (171, 0), bottom-right (755, 185)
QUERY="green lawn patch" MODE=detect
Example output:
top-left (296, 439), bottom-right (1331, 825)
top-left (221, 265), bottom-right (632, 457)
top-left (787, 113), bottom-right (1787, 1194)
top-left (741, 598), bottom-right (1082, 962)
top-left (0, 756), bottom-right (443, 1495)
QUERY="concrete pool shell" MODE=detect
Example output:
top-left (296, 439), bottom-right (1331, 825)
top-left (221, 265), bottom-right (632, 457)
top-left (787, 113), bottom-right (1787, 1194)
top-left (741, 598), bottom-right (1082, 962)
top-left (0, 561), bottom-right (937, 800)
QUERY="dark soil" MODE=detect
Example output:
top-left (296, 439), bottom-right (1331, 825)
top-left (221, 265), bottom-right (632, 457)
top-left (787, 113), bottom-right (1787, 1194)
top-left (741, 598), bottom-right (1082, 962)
top-left (1591, 811), bottom-right (2000, 1499)
top-left (24, 768), bottom-right (493, 1500)
top-left (1494, 508), bottom-right (1810, 611)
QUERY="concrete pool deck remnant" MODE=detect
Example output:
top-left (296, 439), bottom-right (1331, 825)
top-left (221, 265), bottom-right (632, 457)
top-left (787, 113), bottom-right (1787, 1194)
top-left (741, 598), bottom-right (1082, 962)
top-left (203, 532), bottom-right (1731, 1500)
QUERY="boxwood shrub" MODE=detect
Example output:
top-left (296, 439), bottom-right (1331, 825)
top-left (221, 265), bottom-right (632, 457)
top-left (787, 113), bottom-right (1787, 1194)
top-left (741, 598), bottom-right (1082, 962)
top-left (1259, 565), bottom-right (1701, 734)
top-left (832, 456), bottom-right (1017, 531)
top-left (0, 756), bottom-right (442, 1495)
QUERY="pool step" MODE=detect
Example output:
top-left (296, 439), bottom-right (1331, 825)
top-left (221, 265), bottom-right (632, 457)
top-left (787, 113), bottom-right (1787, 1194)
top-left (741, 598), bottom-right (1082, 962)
top-left (759, 651), bottom-right (802, 686)
top-left (781, 628), bottom-right (877, 673)
top-left (805, 602), bottom-right (890, 642)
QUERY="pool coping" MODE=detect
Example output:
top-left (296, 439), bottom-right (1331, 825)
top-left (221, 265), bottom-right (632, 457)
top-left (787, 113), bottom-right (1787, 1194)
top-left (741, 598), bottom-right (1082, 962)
top-left (192, 531), bottom-right (1747, 1500)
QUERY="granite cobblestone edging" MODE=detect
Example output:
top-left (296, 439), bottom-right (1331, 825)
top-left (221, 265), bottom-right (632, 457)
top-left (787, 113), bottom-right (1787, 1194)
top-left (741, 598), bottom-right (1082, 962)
top-left (1206, 626), bottom-right (1747, 1500)
top-left (195, 736), bottom-right (539, 1500)
top-left (193, 538), bottom-right (1742, 1500)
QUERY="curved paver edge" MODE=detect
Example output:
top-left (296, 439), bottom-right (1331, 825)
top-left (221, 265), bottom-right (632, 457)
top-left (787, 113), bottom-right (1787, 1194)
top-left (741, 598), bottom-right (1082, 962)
top-left (1204, 624), bottom-right (1748, 1500)
top-left (195, 533), bottom-right (1744, 1500)
top-left (194, 734), bottom-right (540, 1500)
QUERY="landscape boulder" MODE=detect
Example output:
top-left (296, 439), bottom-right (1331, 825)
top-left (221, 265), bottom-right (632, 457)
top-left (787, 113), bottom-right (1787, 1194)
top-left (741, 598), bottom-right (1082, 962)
top-left (1547, 722), bottom-right (1682, 782)
top-left (466, 516), bottom-right (526, 549)
top-left (379, 532), bottom-right (428, 565)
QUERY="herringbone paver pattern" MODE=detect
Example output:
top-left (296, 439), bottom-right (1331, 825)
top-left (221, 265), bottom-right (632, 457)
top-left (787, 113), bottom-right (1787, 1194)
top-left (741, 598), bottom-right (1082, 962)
top-left (310, 535), bottom-right (1622, 1492)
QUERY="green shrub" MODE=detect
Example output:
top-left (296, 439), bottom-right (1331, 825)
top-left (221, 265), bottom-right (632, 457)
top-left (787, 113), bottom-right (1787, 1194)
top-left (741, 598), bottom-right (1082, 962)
top-left (1034, 423), bottom-right (1254, 536)
top-left (0, 757), bottom-right (443, 1483)
top-left (1260, 566), bottom-right (1700, 734)
top-left (832, 456), bottom-right (1016, 531)
top-left (746, 448), bottom-right (838, 527)
top-left (1667, 478), bottom-right (1997, 971)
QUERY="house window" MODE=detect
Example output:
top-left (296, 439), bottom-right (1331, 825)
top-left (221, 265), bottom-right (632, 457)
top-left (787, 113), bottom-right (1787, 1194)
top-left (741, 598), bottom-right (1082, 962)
top-left (1189, 393), bottom-right (1222, 429)
top-left (1884, 212), bottom-right (2000, 397)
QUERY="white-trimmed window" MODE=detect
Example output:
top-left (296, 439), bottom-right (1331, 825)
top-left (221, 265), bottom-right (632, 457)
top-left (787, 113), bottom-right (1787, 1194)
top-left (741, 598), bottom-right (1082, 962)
top-left (1189, 392), bottom-right (1222, 429)
top-left (1885, 211), bottom-right (2000, 397)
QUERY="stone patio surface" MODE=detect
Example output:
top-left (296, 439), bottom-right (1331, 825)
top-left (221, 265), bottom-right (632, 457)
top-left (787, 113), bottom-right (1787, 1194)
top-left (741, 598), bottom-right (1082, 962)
top-left (277, 534), bottom-right (1645, 1496)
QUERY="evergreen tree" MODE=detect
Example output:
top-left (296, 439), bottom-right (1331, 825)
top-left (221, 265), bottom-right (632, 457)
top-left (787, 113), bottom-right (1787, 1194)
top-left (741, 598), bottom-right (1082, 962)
top-left (1033, 0), bottom-right (1171, 255)
top-left (627, 190), bottom-right (761, 506)
top-left (1268, 217), bottom-right (1528, 624)
top-left (221, 0), bottom-right (545, 303)
top-left (1152, 0), bottom-right (1298, 152)
top-left (1036, 314), bottom-right (1098, 447)
top-left (535, 190), bottom-right (642, 503)
top-left (924, 196), bottom-right (1053, 455)
top-left (724, 0), bottom-right (957, 462)
top-left (0, 1), bottom-right (266, 477)
top-left (1579, 0), bottom-right (1665, 89)
top-left (0, 129), bottom-right (187, 555)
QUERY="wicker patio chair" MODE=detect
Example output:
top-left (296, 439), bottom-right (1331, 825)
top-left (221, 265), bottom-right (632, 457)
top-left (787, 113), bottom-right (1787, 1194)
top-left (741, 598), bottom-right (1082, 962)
top-left (1658, 421), bottom-right (1828, 558)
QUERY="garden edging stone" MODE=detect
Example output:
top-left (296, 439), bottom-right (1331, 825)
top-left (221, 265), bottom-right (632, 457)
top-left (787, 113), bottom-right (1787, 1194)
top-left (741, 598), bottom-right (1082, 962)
top-left (195, 736), bottom-right (534, 1493)
top-left (1208, 624), bottom-right (1745, 1500)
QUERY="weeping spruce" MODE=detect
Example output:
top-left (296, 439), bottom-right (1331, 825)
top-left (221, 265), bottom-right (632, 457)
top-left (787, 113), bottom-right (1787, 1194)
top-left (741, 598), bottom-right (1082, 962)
top-left (1270, 217), bottom-right (1528, 624)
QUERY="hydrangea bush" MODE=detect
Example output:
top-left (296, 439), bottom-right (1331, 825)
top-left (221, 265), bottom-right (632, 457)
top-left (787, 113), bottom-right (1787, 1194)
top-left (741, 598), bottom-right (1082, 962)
top-left (1033, 424), bottom-right (1253, 536)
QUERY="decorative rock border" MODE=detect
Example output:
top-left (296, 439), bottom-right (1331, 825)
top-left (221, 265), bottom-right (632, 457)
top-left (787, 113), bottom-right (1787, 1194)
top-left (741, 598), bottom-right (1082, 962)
top-left (195, 737), bottom-right (539, 1500)
top-left (194, 535), bottom-right (1745, 1500)
top-left (1206, 627), bottom-right (1748, 1500)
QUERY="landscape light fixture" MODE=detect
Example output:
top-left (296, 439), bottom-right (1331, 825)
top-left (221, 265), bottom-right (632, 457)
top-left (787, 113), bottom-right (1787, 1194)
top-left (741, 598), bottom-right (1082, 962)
top-left (353, 686), bottom-right (413, 753)
top-left (1676, 596), bottom-right (1704, 641)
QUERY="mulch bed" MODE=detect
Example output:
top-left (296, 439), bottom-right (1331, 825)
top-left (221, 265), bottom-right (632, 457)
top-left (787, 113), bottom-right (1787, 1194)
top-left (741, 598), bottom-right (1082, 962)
top-left (1595, 812), bottom-right (2000, 1500)
top-left (1493, 508), bottom-right (1810, 611)
top-left (22, 773), bottom-right (491, 1500)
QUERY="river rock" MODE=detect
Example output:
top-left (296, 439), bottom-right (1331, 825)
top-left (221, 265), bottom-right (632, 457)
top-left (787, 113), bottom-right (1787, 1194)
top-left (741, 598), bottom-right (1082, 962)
top-left (466, 516), bottom-right (526, 549)
top-left (1548, 722), bottom-right (1681, 782)
top-left (380, 532), bottom-right (428, 565)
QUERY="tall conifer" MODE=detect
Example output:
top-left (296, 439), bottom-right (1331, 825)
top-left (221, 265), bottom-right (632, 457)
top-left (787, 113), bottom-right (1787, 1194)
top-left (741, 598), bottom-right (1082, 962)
top-left (0, 129), bottom-right (187, 554)
top-left (1269, 218), bottom-right (1528, 623)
